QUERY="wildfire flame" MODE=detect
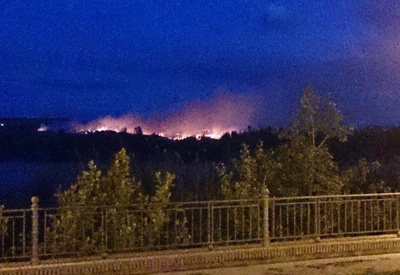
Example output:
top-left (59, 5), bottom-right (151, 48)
top-left (72, 92), bottom-right (259, 139)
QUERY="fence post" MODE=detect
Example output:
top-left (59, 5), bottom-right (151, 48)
top-left (263, 188), bottom-right (270, 247)
top-left (314, 197), bottom-right (320, 243)
top-left (207, 202), bottom-right (213, 249)
top-left (31, 196), bottom-right (39, 265)
top-left (397, 195), bottom-right (400, 237)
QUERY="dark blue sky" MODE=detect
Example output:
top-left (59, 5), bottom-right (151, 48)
top-left (1, 0), bottom-right (400, 127)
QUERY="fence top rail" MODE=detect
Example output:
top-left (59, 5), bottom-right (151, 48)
top-left (270, 192), bottom-right (400, 201)
top-left (2, 192), bottom-right (400, 212)
top-left (36, 198), bottom-right (262, 211)
top-left (1, 208), bottom-right (31, 213)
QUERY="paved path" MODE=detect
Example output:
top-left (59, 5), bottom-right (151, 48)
top-left (160, 253), bottom-right (400, 275)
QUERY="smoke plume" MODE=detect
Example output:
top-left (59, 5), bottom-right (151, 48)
top-left (72, 92), bottom-right (260, 139)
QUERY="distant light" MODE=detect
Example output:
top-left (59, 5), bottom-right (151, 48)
top-left (37, 124), bottom-right (48, 132)
top-left (0, 123), bottom-right (4, 127)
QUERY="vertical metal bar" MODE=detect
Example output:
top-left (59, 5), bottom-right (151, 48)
top-left (174, 210), bottom-right (177, 245)
top-left (315, 198), bottom-right (320, 242)
top-left (351, 201), bottom-right (354, 233)
top-left (183, 209), bottom-right (189, 246)
top-left (377, 199), bottom-right (380, 231)
top-left (23, 211), bottom-right (26, 256)
top-left (1, 219), bottom-right (4, 257)
top-left (126, 211), bottom-right (130, 249)
top-left (43, 210), bottom-right (47, 255)
top-left (199, 208), bottom-right (202, 243)
top-left (358, 201), bottom-right (361, 233)
top-left (307, 203), bottom-right (311, 236)
top-left (383, 199), bottom-right (387, 231)
top-left (211, 203), bottom-right (214, 244)
top-left (293, 204), bottom-right (296, 237)
top-left (234, 206), bottom-right (237, 241)
top-left (82, 209), bottom-right (86, 248)
top-left (257, 202), bottom-right (260, 240)
top-left (324, 202), bottom-right (327, 235)
top-left (54, 214), bottom-right (58, 254)
top-left (300, 203), bottom-right (303, 237)
top-left (263, 190), bottom-right (269, 246)
top-left (207, 202), bottom-right (211, 246)
top-left (331, 201), bottom-right (334, 234)
top-left (318, 199), bottom-right (321, 237)
top-left (148, 210), bottom-right (153, 247)
top-left (63, 213), bottom-right (67, 253)
top-left (132, 211), bottom-right (136, 248)
top-left (181, 209), bottom-right (186, 245)
top-left (105, 208), bottom-right (109, 250)
top-left (191, 209), bottom-right (194, 244)
top-left (219, 208), bottom-right (222, 242)
top-left (159, 209), bottom-right (164, 247)
top-left (280, 204), bottom-right (283, 237)
top-left (364, 200), bottom-right (367, 232)
top-left (140, 211), bottom-right (144, 247)
top-left (249, 206), bottom-right (252, 240)
top-left (286, 204), bottom-right (289, 236)
top-left (31, 196), bottom-right (39, 265)
top-left (397, 195), bottom-right (400, 236)
top-left (344, 201), bottom-right (347, 233)
top-left (241, 206), bottom-right (244, 240)
top-left (114, 209), bottom-right (118, 249)
top-left (73, 210), bottom-right (77, 253)
top-left (272, 201), bottom-right (275, 238)
top-left (389, 198), bottom-right (393, 231)
top-left (101, 209), bottom-right (105, 250)
top-left (227, 208), bottom-right (230, 241)
top-left (338, 201), bottom-right (341, 234)
top-left (314, 198), bottom-right (318, 237)
top-left (371, 199), bottom-right (373, 231)
top-left (12, 218), bottom-right (15, 257)
top-left (166, 210), bottom-right (169, 245)
top-left (127, 212), bottom-right (131, 249)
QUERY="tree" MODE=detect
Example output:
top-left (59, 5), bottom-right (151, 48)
top-left (218, 143), bottom-right (276, 240)
top-left (292, 86), bottom-right (353, 148)
top-left (219, 143), bottom-right (276, 200)
top-left (135, 126), bottom-right (143, 135)
top-left (274, 136), bottom-right (343, 196)
top-left (47, 148), bottom-right (178, 255)
top-left (218, 87), bottom-right (351, 198)
top-left (103, 148), bottom-right (141, 206)
top-left (274, 87), bottom-right (352, 196)
top-left (343, 158), bottom-right (390, 194)
top-left (56, 148), bottom-right (142, 207)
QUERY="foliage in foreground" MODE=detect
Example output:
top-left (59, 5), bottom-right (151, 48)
top-left (46, 148), bottom-right (189, 255)
top-left (220, 87), bottom-right (349, 200)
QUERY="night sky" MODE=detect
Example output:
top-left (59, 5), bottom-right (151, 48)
top-left (1, 1), bottom-right (400, 127)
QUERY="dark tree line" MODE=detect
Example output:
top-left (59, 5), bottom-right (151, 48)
top-left (2, 89), bottom-right (400, 206)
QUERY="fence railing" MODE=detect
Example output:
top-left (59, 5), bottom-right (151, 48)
top-left (0, 207), bottom-right (30, 261)
top-left (1, 192), bottom-right (400, 263)
top-left (269, 193), bottom-right (400, 241)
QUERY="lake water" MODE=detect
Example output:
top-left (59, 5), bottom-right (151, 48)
top-left (0, 161), bottom-right (83, 208)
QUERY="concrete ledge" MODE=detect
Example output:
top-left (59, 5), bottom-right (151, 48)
top-left (2, 235), bottom-right (400, 274)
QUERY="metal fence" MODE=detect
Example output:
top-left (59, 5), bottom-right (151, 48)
top-left (38, 199), bottom-right (264, 258)
top-left (0, 207), bottom-right (30, 261)
top-left (269, 193), bottom-right (400, 240)
top-left (1, 192), bottom-right (400, 263)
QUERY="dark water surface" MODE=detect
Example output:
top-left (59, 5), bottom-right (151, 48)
top-left (0, 161), bottom-right (83, 208)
